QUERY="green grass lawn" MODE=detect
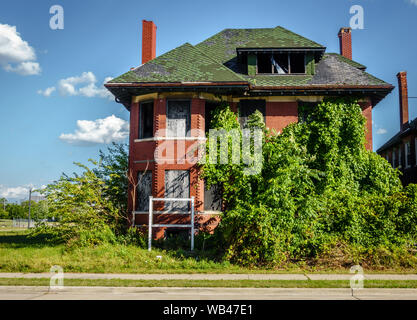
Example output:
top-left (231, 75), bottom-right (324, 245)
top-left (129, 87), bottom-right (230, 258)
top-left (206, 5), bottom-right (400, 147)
top-left (1, 278), bottom-right (417, 288)
top-left (0, 230), bottom-right (416, 274)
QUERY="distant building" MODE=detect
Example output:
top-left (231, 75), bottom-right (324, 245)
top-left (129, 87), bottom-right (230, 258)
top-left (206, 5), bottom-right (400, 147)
top-left (377, 72), bottom-right (417, 185)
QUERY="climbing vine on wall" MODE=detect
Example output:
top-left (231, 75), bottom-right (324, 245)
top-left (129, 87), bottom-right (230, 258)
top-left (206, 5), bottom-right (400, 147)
top-left (202, 98), bottom-right (417, 267)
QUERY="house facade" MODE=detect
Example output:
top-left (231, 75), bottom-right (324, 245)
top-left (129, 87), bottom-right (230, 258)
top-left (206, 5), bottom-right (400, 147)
top-left (105, 21), bottom-right (393, 238)
top-left (377, 71), bottom-right (417, 185)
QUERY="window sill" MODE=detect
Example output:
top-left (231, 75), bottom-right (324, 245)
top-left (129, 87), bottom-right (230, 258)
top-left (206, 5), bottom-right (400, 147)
top-left (134, 137), bottom-right (207, 143)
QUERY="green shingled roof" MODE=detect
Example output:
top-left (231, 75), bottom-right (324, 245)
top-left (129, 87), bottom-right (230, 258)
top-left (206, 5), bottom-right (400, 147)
top-left (107, 26), bottom-right (391, 89)
top-left (109, 43), bottom-right (246, 84)
top-left (195, 26), bottom-right (324, 65)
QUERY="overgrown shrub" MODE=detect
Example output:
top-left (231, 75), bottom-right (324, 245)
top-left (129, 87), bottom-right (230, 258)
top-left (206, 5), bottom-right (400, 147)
top-left (202, 98), bottom-right (417, 266)
top-left (30, 160), bottom-right (125, 248)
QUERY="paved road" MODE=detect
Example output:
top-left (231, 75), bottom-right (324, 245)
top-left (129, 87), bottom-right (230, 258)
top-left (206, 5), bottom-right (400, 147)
top-left (1, 286), bottom-right (417, 300)
top-left (1, 272), bottom-right (417, 280)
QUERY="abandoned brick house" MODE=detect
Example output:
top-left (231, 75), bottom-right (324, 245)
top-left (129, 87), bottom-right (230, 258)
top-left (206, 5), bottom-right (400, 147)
top-left (105, 21), bottom-right (393, 238)
top-left (377, 71), bottom-right (417, 185)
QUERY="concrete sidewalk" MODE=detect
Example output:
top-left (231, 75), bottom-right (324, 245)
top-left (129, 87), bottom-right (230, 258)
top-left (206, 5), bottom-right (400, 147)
top-left (1, 286), bottom-right (417, 300)
top-left (0, 272), bottom-right (416, 281)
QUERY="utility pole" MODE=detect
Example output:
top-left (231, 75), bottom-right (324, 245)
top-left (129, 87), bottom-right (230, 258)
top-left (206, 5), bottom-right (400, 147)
top-left (28, 189), bottom-right (32, 229)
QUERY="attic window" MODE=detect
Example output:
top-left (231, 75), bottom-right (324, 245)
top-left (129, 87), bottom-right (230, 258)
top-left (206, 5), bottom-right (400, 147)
top-left (255, 52), bottom-right (305, 75)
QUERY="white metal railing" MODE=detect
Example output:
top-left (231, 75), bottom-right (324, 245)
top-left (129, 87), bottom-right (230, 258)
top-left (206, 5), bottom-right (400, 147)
top-left (147, 196), bottom-right (195, 251)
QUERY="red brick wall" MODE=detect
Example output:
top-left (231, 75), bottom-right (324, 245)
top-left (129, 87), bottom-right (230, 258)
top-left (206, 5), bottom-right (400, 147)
top-left (265, 101), bottom-right (298, 133)
top-left (397, 71), bottom-right (409, 130)
top-left (338, 28), bottom-right (352, 60)
top-left (142, 20), bottom-right (156, 64)
top-left (359, 100), bottom-right (373, 151)
top-left (128, 98), bottom-right (207, 237)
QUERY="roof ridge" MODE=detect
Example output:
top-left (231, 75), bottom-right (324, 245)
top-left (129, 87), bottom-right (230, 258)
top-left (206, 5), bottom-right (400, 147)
top-left (274, 26), bottom-right (325, 48)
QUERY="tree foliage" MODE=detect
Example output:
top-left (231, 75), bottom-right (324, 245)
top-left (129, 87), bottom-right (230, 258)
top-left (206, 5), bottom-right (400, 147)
top-left (31, 143), bottom-right (144, 247)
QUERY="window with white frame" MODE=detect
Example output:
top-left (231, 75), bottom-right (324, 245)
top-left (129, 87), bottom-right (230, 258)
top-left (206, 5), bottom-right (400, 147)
top-left (398, 146), bottom-right (402, 168)
top-left (405, 141), bottom-right (411, 168)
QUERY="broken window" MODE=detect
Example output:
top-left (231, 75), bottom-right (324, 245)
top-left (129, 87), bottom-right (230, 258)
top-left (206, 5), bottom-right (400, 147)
top-left (139, 101), bottom-right (154, 139)
top-left (136, 171), bottom-right (152, 211)
top-left (290, 53), bottom-right (305, 74)
top-left (254, 51), bottom-right (304, 75)
top-left (167, 100), bottom-right (191, 137)
top-left (164, 170), bottom-right (190, 212)
top-left (272, 53), bottom-right (289, 74)
top-left (205, 101), bottom-right (221, 132)
top-left (257, 53), bottom-right (273, 73)
top-left (238, 99), bottom-right (266, 128)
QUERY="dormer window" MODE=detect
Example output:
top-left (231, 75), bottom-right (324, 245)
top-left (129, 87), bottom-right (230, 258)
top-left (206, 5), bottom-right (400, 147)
top-left (238, 48), bottom-right (321, 76)
top-left (255, 52), bottom-right (305, 74)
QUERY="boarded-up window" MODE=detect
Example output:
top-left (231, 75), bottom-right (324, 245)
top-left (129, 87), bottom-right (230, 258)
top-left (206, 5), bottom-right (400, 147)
top-left (136, 171), bottom-right (152, 211)
top-left (167, 100), bottom-right (191, 137)
top-left (238, 100), bottom-right (266, 128)
top-left (165, 170), bottom-right (190, 212)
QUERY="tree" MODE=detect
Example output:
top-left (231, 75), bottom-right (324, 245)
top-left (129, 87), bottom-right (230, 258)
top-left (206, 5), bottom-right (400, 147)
top-left (5, 203), bottom-right (25, 219)
top-left (94, 143), bottom-right (129, 229)
top-left (33, 161), bottom-right (121, 246)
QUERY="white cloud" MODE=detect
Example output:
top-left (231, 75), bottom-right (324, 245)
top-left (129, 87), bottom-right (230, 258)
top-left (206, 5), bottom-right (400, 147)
top-left (60, 115), bottom-right (129, 146)
top-left (408, 0), bottom-right (417, 6)
top-left (0, 184), bottom-right (44, 199)
top-left (376, 128), bottom-right (387, 135)
top-left (39, 72), bottom-right (112, 99)
top-left (37, 86), bottom-right (56, 97)
top-left (5, 61), bottom-right (41, 75)
top-left (0, 24), bottom-right (41, 75)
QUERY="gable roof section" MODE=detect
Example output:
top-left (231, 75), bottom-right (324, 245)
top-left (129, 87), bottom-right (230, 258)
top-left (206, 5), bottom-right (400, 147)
top-left (109, 43), bottom-right (247, 84)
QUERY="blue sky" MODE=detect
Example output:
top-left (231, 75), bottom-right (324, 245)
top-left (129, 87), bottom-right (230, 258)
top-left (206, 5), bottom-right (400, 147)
top-left (0, 0), bottom-right (416, 201)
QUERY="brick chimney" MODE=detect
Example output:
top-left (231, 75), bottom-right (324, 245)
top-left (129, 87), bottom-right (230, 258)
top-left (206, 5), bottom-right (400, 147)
top-left (142, 20), bottom-right (157, 64)
top-left (397, 71), bottom-right (409, 131)
top-left (338, 27), bottom-right (352, 60)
